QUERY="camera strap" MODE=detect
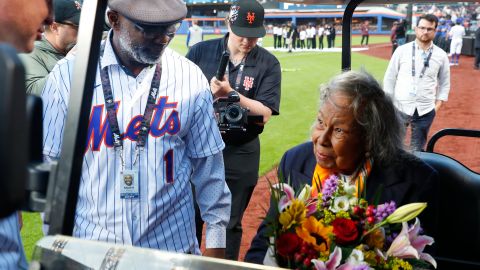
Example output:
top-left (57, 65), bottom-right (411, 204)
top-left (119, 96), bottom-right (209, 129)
top-left (411, 42), bottom-right (433, 79)
top-left (99, 49), bottom-right (162, 169)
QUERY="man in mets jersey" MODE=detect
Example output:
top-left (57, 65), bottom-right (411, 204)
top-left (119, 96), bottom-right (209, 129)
top-left (41, 0), bottom-right (231, 258)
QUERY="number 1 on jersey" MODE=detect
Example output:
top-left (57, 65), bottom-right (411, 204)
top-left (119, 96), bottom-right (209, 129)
top-left (164, 149), bottom-right (174, 183)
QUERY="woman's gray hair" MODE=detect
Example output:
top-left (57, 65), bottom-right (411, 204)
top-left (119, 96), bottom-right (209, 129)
top-left (319, 70), bottom-right (405, 165)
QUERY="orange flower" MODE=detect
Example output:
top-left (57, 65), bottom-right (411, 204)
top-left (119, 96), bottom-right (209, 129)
top-left (295, 216), bottom-right (333, 253)
top-left (364, 227), bottom-right (385, 250)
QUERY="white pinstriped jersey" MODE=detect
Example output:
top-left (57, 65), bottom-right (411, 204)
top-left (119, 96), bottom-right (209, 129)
top-left (0, 213), bottom-right (27, 270)
top-left (41, 37), bottom-right (231, 254)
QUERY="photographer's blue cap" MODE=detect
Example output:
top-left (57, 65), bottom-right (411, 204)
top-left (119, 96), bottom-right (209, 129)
top-left (228, 0), bottom-right (266, 38)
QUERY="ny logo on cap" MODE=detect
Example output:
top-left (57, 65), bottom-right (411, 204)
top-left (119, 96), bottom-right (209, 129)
top-left (74, 0), bottom-right (82, 10)
top-left (246, 12), bottom-right (255, 24)
top-left (229, 5), bottom-right (240, 23)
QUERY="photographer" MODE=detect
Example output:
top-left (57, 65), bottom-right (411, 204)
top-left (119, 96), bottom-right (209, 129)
top-left (186, 0), bottom-right (281, 260)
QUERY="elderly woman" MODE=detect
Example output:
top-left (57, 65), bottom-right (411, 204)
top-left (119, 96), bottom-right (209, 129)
top-left (244, 70), bottom-right (438, 264)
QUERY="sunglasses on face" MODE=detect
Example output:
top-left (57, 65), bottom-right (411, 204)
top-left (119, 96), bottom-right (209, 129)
top-left (123, 15), bottom-right (180, 39)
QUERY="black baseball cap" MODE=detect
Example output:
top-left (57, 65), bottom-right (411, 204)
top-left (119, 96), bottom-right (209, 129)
top-left (54, 0), bottom-right (83, 25)
top-left (228, 0), bottom-right (266, 38)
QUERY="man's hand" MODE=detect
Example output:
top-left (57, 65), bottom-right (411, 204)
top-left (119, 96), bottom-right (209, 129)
top-left (203, 248), bottom-right (225, 259)
top-left (210, 76), bottom-right (232, 98)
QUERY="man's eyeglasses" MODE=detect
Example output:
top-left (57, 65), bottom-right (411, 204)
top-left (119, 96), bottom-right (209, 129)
top-left (416, 26), bottom-right (435, 33)
top-left (123, 16), bottom-right (180, 39)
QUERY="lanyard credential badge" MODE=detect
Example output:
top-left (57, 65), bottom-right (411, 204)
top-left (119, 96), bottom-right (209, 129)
top-left (120, 169), bottom-right (139, 199)
top-left (409, 84), bottom-right (417, 97)
top-left (99, 44), bottom-right (163, 200)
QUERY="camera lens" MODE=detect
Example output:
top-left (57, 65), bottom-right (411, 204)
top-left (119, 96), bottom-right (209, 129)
top-left (225, 104), bottom-right (243, 124)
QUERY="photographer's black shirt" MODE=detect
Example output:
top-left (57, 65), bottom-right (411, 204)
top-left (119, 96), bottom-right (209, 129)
top-left (186, 34), bottom-right (281, 145)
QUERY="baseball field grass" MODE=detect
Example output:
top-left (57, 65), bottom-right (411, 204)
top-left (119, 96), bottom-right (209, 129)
top-left (21, 34), bottom-right (390, 260)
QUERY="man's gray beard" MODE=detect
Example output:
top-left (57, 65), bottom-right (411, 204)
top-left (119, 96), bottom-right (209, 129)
top-left (117, 29), bottom-right (163, 65)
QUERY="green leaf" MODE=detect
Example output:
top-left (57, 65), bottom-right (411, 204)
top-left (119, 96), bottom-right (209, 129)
top-left (371, 183), bottom-right (384, 206)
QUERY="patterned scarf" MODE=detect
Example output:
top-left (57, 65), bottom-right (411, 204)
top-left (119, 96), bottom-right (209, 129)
top-left (311, 158), bottom-right (373, 198)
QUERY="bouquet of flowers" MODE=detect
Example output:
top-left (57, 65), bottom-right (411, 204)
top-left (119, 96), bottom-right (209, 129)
top-left (264, 175), bottom-right (437, 270)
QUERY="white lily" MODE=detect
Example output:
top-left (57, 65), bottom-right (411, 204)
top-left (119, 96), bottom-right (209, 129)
top-left (346, 249), bottom-right (365, 265)
top-left (298, 184), bottom-right (312, 202)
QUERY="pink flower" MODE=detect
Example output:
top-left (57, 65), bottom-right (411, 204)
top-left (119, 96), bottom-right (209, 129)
top-left (383, 222), bottom-right (419, 259)
top-left (275, 183), bottom-right (317, 216)
top-left (408, 218), bottom-right (437, 269)
top-left (312, 246), bottom-right (342, 270)
top-left (273, 183), bottom-right (295, 212)
top-left (378, 219), bottom-right (437, 269)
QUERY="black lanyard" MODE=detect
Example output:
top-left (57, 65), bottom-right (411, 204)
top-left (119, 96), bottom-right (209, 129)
top-left (233, 58), bottom-right (246, 91)
top-left (226, 56), bottom-right (246, 92)
top-left (412, 42), bottom-right (433, 79)
top-left (224, 34), bottom-right (248, 92)
top-left (99, 58), bottom-right (162, 150)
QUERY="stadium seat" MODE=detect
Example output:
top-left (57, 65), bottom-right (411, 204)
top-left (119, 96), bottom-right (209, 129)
top-left (415, 151), bottom-right (480, 270)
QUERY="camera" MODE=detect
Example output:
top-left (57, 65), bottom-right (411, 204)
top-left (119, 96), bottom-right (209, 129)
top-left (216, 91), bottom-right (249, 132)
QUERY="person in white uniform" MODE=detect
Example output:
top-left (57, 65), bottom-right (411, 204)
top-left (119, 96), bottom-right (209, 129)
top-left (42, 0), bottom-right (231, 259)
top-left (448, 19), bottom-right (466, 66)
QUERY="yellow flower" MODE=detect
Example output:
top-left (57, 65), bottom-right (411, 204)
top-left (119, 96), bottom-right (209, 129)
top-left (363, 249), bottom-right (380, 266)
top-left (279, 199), bottom-right (306, 231)
top-left (390, 258), bottom-right (413, 270)
top-left (364, 227), bottom-right (385, 250)
top-left (295, 216), bottom-right (333, 252)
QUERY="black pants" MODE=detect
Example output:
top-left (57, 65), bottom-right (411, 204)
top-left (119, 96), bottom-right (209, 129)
top-left (327, 36), bottom-right (332, 48)
top-left (361, 34), bottom-right (369, 45)
top-left (319, 36), bottom-right (324, 49)
top-left (273, 34), bottom-right (278, 48)
top-left (312, 35), bottom-right (316, 49)
top-left (195, 138), bottom-right (260, 260)
top-left (475, 48), bottom-right (480, 68)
